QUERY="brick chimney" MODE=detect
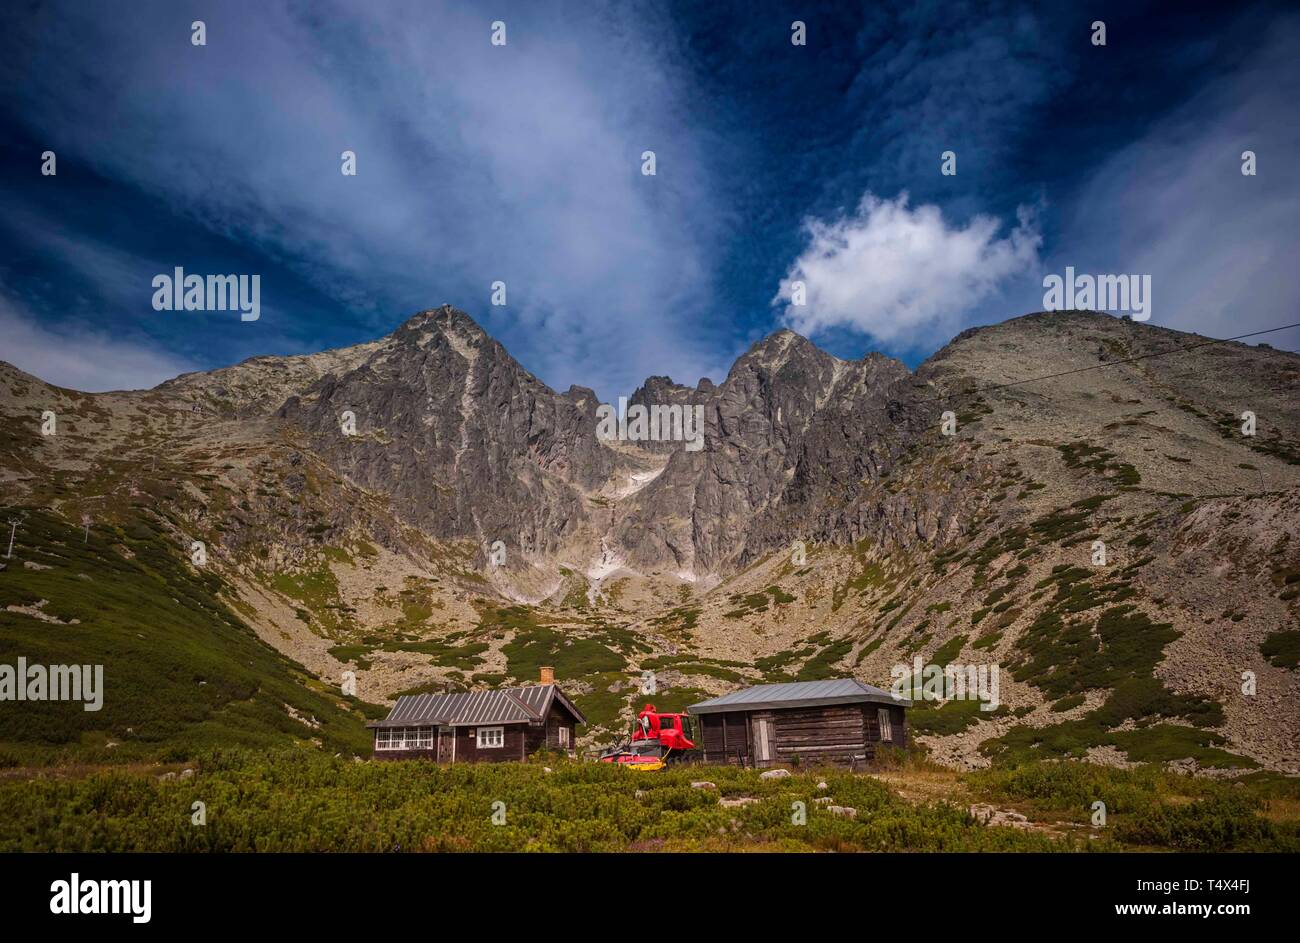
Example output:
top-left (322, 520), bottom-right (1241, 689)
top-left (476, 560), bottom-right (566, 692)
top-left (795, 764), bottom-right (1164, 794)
top-left (539, 666), bottom-right (555, 685)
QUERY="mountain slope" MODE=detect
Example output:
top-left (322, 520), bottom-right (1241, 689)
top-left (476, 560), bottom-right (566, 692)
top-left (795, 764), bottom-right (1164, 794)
top-left (0, 508), bottom-right (377, 765)
top-left (1, 307), bottom-right (1296, 770)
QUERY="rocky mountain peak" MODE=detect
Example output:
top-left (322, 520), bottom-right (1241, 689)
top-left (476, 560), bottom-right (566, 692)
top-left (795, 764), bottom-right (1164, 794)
top-left (391, 304), bottom-right (492, 352)
top-left (726, 326), bottom-right (847, 387)
top-left (4, 306), bottom-right (1297, 775)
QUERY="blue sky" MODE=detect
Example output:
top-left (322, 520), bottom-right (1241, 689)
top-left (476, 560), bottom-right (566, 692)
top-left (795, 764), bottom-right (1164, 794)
top-left (1, 0), bottom-right (1297, 398)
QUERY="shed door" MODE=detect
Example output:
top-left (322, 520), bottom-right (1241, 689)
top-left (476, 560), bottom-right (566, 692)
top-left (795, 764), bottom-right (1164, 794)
top-left (437, 727), bottom-right (454, 763)
top-left (752, 717), bottom-right (774, 765)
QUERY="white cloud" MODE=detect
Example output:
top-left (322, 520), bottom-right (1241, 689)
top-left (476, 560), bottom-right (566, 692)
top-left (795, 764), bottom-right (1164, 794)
top-left (0, 295), bottom-right (197, 392)
top-left (773, 192), bottom-right (1040, 346)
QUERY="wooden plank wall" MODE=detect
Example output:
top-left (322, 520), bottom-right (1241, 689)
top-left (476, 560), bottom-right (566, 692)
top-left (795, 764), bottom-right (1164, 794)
top-left (864, 704), bottom-right (909, 751)
top-left (887, 704), bottom-right (907, 748)
top-left (697, 713), bottom-right (751, 764)
top-left (523, 711), bottom-right (575, 754)
top-left (725, 712), bottom-right (749, 760)
top-left (697, 703), bottom-right (908, 766)
top-left (769, 704), bottom-right (866, 766)
top-left (700, 714), bottom-right (725, 752)
top-left (454, 724), bottom-right (527, 763)
top-left (373, 747), bottom-right (438, 762)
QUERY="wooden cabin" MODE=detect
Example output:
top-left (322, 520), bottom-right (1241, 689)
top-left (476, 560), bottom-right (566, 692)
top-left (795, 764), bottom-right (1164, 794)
top-left (687, 678), bottom-right (909, 767)
top-left (367, 667), bottom-right (586, 763)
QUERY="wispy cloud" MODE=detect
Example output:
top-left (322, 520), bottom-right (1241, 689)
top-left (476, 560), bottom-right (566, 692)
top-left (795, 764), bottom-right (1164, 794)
top-left (0, 0), bottom-right (728, 398)
top-left (3, 0), bottom-right (1296, 391)
top-left (839, 6), bottom-right (1060, 194)
top-left (0, 294), bottom-right (199, 392)
top-left (773, 193), bottom-right (1040, 346)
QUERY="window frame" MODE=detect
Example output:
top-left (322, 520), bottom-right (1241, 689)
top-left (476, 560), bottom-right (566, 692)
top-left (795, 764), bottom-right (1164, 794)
top-left (409, 726), bottom-right (433, 749)
top-left (476, 726), bottom-right (505, 749)
top-left (376, 726), bottom-right (433, 750)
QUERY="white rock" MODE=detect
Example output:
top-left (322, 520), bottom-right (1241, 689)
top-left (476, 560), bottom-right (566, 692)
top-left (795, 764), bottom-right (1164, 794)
top-left (969, 803), bottom-right (1032, 828)
top-left (759, 768), bottom-right (790, 780)
top-left (827, 805), bottom-right (857, 819)
top-left (816, 781), bottom-right (829, 790)
top-left (691, 781), bottom-right (717, 789)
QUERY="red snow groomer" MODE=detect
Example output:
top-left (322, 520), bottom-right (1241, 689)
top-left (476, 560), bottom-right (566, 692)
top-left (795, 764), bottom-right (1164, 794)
top-left (599, 703), bottom-right (696, 770)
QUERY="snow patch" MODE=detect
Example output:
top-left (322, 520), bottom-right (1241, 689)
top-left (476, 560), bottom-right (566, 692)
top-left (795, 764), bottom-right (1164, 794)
top-left (611, 466), bottom-right (665, 499)
top-left (586, 538), bottom-right (625, 581)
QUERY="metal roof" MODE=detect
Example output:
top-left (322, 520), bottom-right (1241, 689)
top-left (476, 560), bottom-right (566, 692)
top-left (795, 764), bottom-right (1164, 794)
top-left (687, 678), bottom-right (909, 715)
top-left (368, 683), bottom-right (587, 728)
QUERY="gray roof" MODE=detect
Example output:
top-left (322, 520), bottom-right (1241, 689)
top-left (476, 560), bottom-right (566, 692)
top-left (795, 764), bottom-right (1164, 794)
top-left (367, 683), bottom-right (586, 729)
top-left (687, 678), bottom-right (909, 715)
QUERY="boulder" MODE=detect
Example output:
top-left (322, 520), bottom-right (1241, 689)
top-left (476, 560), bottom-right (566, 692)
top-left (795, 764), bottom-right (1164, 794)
top-left (719, 796), bottom-right (759, 808)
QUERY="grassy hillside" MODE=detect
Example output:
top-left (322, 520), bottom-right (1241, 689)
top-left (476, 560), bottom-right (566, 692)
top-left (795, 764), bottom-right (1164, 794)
top-left (0, 508), bottom-right (377, 765)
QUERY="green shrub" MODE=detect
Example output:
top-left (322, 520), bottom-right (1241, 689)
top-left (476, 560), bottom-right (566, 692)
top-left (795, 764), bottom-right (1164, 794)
top-left (1115, 796), bottom-right (1298, 852)
top-left (0, 750), bottom-right (1077, 853)
top-left (1261, 631), bottom-right (1300, 670)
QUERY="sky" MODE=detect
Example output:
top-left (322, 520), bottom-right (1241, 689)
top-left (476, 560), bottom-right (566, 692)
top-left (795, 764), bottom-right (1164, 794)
top-left (1, 0), bottom-right (1297, 399)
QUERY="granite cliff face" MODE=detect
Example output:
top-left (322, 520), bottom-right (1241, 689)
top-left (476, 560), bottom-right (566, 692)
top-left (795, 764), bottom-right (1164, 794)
top-left (151, 305), bottom-right (975, 583)
top-left (610, 330), bottom-right (921, 578)
top-left (271, 308), bottom-right (622, 565)
top-left (216, 311), bottom-right (1001, 582)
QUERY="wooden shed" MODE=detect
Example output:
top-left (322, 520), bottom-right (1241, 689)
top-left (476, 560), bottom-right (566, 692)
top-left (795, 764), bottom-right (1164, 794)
top-left (367, 671), bottom-right (586, 763)
top-left (687, 678), bottom-right (909, 767)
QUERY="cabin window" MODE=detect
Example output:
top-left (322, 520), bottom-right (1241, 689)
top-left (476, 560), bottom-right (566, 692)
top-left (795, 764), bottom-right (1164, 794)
top-left (877, 708), bottom-right (893, 742)
top-left (377, 726), bottom-right (433, 750)
top-left (557, 726), bottom-right (570, 748)
top-left (477, 726), bottom-right (504, 749)
top-left (408, 727), bottom-right (433, 749)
